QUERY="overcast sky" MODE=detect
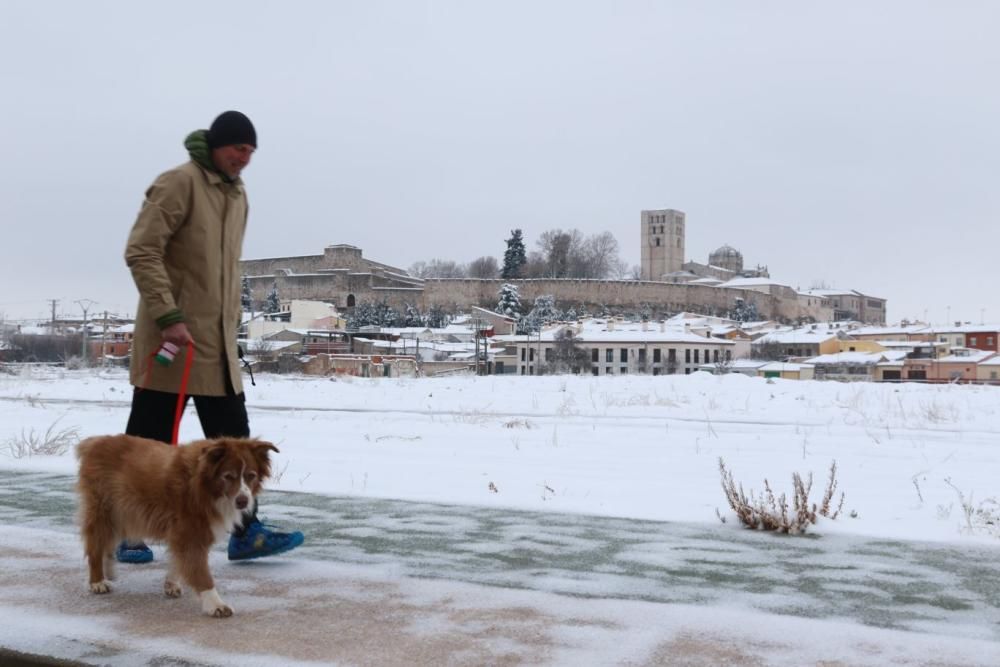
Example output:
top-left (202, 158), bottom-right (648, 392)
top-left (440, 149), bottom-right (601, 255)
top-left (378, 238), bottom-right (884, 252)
top-left (1, 1), bottom-right (996, 325)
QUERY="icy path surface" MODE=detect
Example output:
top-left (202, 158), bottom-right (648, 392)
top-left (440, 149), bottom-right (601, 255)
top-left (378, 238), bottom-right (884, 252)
top-left (1, 470), bottom-right (998, 666)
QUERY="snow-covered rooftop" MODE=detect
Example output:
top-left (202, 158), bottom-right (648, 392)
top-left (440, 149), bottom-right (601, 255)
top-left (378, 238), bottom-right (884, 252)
top-left (757, 330), bottom-right (839, 344)
top-left (806, 351), bottom-right (907, 365)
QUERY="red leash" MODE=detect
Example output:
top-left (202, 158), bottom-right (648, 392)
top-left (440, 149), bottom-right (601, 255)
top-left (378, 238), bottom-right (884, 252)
top-left (171, 342), bottom-right (195, 445)
top-left (138, 341), bottom-right (194, 446)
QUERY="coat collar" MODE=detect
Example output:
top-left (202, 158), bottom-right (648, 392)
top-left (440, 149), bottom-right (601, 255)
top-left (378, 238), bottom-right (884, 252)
top-left (194, 161), bottom-right (244, 190)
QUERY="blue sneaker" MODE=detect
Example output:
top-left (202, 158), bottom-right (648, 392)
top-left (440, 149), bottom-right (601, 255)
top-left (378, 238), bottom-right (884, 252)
top-left (228, 521), bottom-right (304, 561)
top-left (116, 541), bottom-right (154, 564)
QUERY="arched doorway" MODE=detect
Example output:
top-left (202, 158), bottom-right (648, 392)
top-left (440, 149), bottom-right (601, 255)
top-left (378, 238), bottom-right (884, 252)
top-left (346, 294), bottom-right (356, 308)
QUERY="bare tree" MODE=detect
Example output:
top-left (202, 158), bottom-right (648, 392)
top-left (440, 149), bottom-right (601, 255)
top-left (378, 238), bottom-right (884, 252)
top-left (536, 229), bottom-right (583, 278)
top-left (751, 340), bottom-right (787, 361)
top-left (536, 228), bottom-right (623, 279)
top-left (577, 231), bottom-right (620, 279)
top-left (521, 250), bottom-right (549, 278)
top-left (546, 328), bottom-right (592, 374)
top-left (409, 259), bottom-right (467, 279)
top-left (467, 255), bottom-right (499, 279)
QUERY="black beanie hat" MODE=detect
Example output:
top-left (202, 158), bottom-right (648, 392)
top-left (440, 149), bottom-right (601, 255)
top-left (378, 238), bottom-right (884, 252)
top-left (207, 110), bottom-right (257, 149)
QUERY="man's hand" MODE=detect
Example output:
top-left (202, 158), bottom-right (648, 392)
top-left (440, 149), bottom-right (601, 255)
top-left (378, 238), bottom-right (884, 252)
top-left (161, 322), bottom-right (194, 347)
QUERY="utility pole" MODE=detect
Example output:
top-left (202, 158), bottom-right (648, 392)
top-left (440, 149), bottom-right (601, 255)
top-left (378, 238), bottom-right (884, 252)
top-left (74, 299), bottom-right (97, 364)
top-left (100, 311), bottom-right (109, 366)
top-left (536, 326), bottom-right (543, 376)
top-left (48, 299), bottom-right (59, 332)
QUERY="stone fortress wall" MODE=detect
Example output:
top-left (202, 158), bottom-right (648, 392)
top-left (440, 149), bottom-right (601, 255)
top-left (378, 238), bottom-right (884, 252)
top-left (241, 247), bottom-right (819, 322)
top-left (239, 208), bottom-right (879, 324)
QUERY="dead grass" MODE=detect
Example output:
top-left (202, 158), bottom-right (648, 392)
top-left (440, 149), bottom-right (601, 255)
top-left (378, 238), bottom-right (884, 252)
top-left (3, 418), bottom-right (79, 458)
top-left (718, 458), bottom-right (845, 534)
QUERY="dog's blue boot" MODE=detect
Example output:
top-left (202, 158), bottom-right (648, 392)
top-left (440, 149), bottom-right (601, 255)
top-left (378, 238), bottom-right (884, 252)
top-left (228, 521), bottom-right (304, 561)
top-left (115, 541), bottom-right (154, 564)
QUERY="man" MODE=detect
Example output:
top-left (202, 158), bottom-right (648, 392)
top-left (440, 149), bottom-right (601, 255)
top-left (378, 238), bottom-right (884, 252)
top-left (120, 110), bottom-right (304, 563)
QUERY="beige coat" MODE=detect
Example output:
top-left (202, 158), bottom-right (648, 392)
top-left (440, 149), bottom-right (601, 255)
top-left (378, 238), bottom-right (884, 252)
top-left (125, 161), bottom-right (247, 396)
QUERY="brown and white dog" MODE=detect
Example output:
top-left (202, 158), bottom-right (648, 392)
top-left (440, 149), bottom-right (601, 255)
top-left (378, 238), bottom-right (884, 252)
top-left (76, 435), bottom-right (278, 618)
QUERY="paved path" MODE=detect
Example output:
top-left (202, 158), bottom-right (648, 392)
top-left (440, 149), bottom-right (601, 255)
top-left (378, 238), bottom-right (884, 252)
top-left (1, 469), bottom-right (998, 666)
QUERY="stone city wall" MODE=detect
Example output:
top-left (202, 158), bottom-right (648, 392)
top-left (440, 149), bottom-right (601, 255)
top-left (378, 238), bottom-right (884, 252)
top-left (243, 274), bottom-right (840, 323)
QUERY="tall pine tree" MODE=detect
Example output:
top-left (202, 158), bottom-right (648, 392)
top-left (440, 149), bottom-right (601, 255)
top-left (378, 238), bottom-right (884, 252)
top-left (241, 275), bottom-right (252, 312)
top-left (264, 282), bottom-right (281, 314)
top-left (501, 229), bottom-right (527, 279)
top-left (496, 283), bottom-right (522, 318)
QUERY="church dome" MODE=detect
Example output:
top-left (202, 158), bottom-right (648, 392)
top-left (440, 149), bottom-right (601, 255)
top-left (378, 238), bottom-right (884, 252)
top-left (712, 244), bottom-right (741, 258)
top-left (708, 244), bottom-right (743, 272)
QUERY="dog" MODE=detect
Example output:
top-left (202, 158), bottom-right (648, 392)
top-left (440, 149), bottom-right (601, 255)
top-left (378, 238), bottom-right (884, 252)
top-left (76, 434), bottom-right (278, 617)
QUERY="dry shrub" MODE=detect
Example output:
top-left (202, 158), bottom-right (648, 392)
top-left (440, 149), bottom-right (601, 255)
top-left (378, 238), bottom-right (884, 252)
top-left (3, 419), bottom-right (80, 458)
top-left (502, 418), bottom-right (535, 429)
top-left (719, 458), bottom-right (845, 534)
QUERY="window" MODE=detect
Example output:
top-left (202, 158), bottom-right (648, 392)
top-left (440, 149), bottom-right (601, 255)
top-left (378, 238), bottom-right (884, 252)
top-left (592, 367), bottom-right (599, 376)
top-left (988, 336), bottom-right (994, 346)
top-left (606, 366), bottom-right (614, 374)
top-left (713, 350), bottom-right (719, 362)
top-left (545, 348), bottom-right (553, 362)
top-left (620, 367), bottom-right (628, 374)
top-left (685, 349), bottom-right (691, 363)
top-left (638, 349), bottom-right (646, 362)
top-left (655, 238), bottom-right (661, 247)
top-left (694, 349), bottom-right (699, 364)
top-left (529, 348), bottom-right (534, 362)
top-left (521, 348), bottom-right (526, 361)
top-left (654, 349), bottom-right (661, 363)
top-left (592, 348), bottom-right (599, 362)
top-left (606, 349), bottom-right (613, 363)
top-left (668, 349), bottom-right (677, 361)
top-left (620, 348), bottom-right (628, 362)
top-left (970, 336), bottom-right (978, 346)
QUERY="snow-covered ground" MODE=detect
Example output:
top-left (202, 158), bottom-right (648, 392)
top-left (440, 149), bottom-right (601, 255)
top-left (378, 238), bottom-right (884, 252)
top-left (2, 366), bottom-right (998, 545)
top-left (1, 366), bottom-right (998, 665)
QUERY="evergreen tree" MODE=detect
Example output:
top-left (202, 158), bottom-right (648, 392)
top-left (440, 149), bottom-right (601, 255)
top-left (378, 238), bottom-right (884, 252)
top-left (348, 301), bottom-right (377, 329)
top-left (526, 294), bottom-right (561, 327)
top-left (520, 294), bottom-right (561, 334)
top-left (496, 283), bottom-right (522, 318)
top-left (501, 229), bottom-right (527, 279)
top-left (264, 282), bottom-right (280, 314)
top-left (241, 275), bottom-right (252, 312)
top-left (729, 298), bottom-right (759, 323)
top-left (403, 304), bottom-right (423, 327)
top-left (425, 304), bottom-right (449, 328)
top-left (372, 301), bottom-right (400, 327)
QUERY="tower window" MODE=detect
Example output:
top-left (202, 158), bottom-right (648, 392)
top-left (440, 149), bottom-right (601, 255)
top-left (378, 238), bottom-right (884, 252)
top-left (655, 238), bottom-right (660, 246)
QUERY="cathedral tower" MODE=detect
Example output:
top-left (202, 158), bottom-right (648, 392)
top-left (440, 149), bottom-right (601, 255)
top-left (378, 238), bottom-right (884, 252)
top-left (640, 209), bottom-right (685, 280)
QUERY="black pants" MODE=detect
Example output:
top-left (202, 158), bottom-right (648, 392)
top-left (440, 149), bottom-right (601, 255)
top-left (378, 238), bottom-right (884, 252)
top-left (125, 387), bottom-right (257, 535)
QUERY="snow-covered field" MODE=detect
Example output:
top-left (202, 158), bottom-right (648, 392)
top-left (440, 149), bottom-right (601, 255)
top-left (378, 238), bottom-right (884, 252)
top-left (2, 365), bottom-right (998, 545)
top-left (2, 366), bottom-right (1000, 665)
